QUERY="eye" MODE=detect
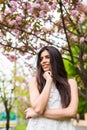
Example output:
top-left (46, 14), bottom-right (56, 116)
top-left (40, 57), bottom-right (43, 62)
top-left (46, 55), bottom-right (50, 59)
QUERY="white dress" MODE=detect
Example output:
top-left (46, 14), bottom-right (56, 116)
top-left (26, 82), bottom-right (75, 130)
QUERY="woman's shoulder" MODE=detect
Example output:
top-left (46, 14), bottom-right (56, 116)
top-left (29, 76), bottom-right (37, 84)
top-left (27, 76), bottom-right (38, 90)
top-left (68, 78), bottom-right (78, 89)
top-left (68, 78), bottom-right (76, 83)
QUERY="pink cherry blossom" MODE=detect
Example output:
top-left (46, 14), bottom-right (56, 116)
top-left (10, 20), bottom-right (16, 26)
top-left (39, 10), bottom-right (45, 17)
top-left (22, 2), bottom-right (31, 10)
top-left (7, 55), bottom-right (17, 62)
top-left (10, 1), bottom-right (17, 12)
top-left (33, 3), bottom-right (40, 9)
top-left (71, 10), bottom-right (79, 17)
top-left (84, 5), bottom-right (87, 15)
top-left (15, 31), bottom-right (20, 38)
top-left (71, 35), bottom-right (78, 42)
top-left (0, 14), bottom-right (3, 22)
top-left (82, 54), bottom-right (87, 59)
top-left (79, 14), bottom-right (85, 24)
top-left (49, 0), bottom-right (57, 9)
top-left (42, 27), bottom-right (48, 33)
top-left (51, 3), bottom-right (56, 10)
top-left (7, 42), bottom-right (12, 46)
top-left (16, 16), bottom-right (22, 24)
top-left (80, 37), bottom-right (85, 43)
top-left (76, 2), bottom-right (82, 11)
top-left (59, 29), bottom-right (64, 34)
top-left (0, 0), bottom-right (86, 58)
top-left (13, 29), bottom-right (20, 38)
top-left (26, 55), bottom-right (32, 60)
top-left (0, 32), bottom-right (3, 37)
top-left (4, 10), bottom-right (11, 15)
top-left (41, 2), bottom-right (50, 12)
top-left (7, 19), bottom-right (16, 26)
top-left (65, 0), bottom-right (69, 2)
top-left (36, 0), bottom-right (43, 3)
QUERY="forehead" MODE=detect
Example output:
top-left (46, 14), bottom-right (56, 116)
top-left (40, 50), bottom-right (49, 57)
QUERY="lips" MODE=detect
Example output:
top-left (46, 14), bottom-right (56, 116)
top-left (42, 64), bottom-right (49, 70)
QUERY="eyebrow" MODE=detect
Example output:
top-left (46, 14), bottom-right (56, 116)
top-left (40, 54), bottom-right (50, 58)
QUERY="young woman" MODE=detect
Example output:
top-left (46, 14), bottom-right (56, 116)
top-left (25, 46), bottom-right (78, 130)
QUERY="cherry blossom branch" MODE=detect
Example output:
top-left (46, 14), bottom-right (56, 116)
top-left (58, 0), bottom-right (74, 64)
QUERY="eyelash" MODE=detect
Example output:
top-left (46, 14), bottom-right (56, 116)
top-left (46, 56), bottom-right (50, 59)
top-left (40, 56), bottom-right (50, 61)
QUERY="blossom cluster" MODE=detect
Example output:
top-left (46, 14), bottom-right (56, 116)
top-left (0, 0), bottom-right (87, 63)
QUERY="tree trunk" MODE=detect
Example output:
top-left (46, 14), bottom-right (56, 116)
top-left (4, 101), bottom-right (10, 130)
top-left (75, 66), bottom-right (87, 101)
top-left (6, 110), bottom-right (10, 130)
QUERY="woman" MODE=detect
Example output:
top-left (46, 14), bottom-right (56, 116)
top-left (25, 46), bottom-right (78, 130)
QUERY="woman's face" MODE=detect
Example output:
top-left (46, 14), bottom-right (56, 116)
top-left (40, 50), bottom-right (51, 72)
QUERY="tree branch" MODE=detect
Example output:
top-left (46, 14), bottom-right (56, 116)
top-left (58, 0), bottom-right (74, 64)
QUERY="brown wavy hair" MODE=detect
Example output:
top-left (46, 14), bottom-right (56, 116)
top-left (36, 46), bottom-right (71, 108)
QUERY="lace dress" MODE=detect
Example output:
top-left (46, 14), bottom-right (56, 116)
top-left (26, 82), bottom-right (75, 130)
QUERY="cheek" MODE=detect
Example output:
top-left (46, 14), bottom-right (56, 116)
top-left (49, 61), bottom-right (52, 69)
top-left (48, 60), bottom-right (51, 65)
top-left (40, 62), bottom-right (43, 69)
top-left (40, 61), bottom-right (42, 66)
top-left (49, 60), bottom-right (51, 63)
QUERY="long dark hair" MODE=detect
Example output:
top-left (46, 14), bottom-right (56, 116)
top-left (36, 46), bottom-right (71, 108)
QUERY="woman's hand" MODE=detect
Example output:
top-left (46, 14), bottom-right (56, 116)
top-left (24, 107), bottom-right (40, 119)
top-left (43, 71), bottom-right (53, 81)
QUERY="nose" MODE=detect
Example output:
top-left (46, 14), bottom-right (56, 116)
top-left (41, 57), bottom-right (46, 64)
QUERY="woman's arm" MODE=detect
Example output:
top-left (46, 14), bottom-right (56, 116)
top-left (25, 107), bottom-right (40, 119)
top-left (28, 71), bottom-right (53, 115)
top-left (43, 78), bottom-right (78, 120)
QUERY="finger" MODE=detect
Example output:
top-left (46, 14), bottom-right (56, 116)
top-left (25, 114), bottom-right (31, 119)
top-left (24, 107), bottom-right (30, 112)
top-left (25, 112), bottom-right (29, 119)
top-left (24, 109), bottom-right (27, 113)
top-left (46, 71), bottom-right (51, 75)
top-left (48, 71), bottom-right (53, 77)
top-left (48, 71), bottom-right (50, 74)
top-left (48, 71), bottom-right (52, 76)
top-left (24, 109), bottom-right (29, 113)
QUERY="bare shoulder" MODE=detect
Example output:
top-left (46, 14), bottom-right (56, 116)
top-left (28, 76), bottom-right (37, 89)
top-left (68, 78), bottom-right (78, 90)
top-left (29, 76), bottom-right (37, 83)
top-left (68, 78), bottom-right (77, 84)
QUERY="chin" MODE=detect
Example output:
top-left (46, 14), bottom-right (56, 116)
top-left (44, 69), bottom-right (50, 72)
